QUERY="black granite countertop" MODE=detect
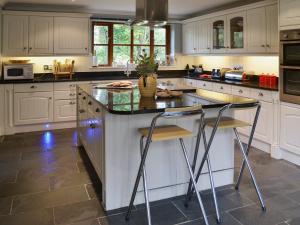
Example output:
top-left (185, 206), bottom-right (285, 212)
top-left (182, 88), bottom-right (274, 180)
top-left (185, 76), bottom-right (278, 91)
top-left (0, 70), bottom-right (185, 84)
top-left (78, 84), bottom-right (258, 115)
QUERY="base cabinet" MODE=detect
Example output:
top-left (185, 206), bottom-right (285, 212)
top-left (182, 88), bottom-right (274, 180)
top-left (280, 104), bottom-right (300, 155)
top-left (54, 100), bottom-right (76, 122)
top-left (14, 92), bottom-right (53, 125)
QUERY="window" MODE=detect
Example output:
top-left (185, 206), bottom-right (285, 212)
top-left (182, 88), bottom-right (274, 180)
top-left (92, 22), bottom-right (170, 66)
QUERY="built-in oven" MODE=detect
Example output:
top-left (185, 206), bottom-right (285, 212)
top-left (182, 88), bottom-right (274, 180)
top-left (280, 29), bottom-right (300, 104)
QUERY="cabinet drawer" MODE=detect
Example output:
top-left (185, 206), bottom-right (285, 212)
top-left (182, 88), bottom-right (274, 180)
top-left (14, 83), bottom-right (53, 93)
top-left (197, 80), bottom-right (213, 90)
top-left (54, 100), bottom-right (76, 122)
top-left (54, 90), bottom-right (76, 100)
top-left (250, 89), bottom-right (273, 103)
top-left (231, 86), bottom-right (250, 97)
top-left (212, 83), bottom-right (232, 94)
top-left (54, 82), bottom-right (77, 91)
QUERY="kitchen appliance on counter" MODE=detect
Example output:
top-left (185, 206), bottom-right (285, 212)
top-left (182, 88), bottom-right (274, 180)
top-left (3, 63), bottom-right (34, 80)
top-left (280, 29), bottom-right (300, 104)
top-left (225, 70), bottom-right (245, 81)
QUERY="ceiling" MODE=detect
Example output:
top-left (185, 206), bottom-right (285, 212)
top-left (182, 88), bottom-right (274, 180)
top-left (1, 0), bottom-right (262, 19)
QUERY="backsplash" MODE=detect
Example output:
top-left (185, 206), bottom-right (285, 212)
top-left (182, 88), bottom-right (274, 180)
top-left (194, 55), bottom-right (279, 76)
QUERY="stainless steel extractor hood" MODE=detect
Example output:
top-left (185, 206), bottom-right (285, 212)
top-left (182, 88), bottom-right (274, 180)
top-left (129, 0), bottom-right (168, 27)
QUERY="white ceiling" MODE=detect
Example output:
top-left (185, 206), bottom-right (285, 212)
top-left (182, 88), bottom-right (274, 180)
top-left (1, 0), bottom-right (251, 18)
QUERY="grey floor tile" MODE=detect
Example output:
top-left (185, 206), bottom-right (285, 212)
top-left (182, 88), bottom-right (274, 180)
top-left (286, 189), bottom-right (300, 203)
top-left (12, 185), bottom-right (89, 214)
top-left (86, 183), bottom-right (102, 200)
top-left (0, 179), bottom-right (50, 198)
top-left (229, 204), bottom-right (287, 225)
top-left (0, 197), bottom-right (13, 215)
top-left (0, 170), bottom-right (17, 184)
top-left (49, 170), bottom-right (91, 190)
top-left (54, 199), bottom-right (105, 225)
top-left (288, 217), bottom-right (300, 225)
top-left (178, 212), bottom-right (241, 225)
top-left (99, 202), bottom-right (187, 225)
top-left (0, 208), bottom-right (54, 225)
top-left (62, 218), bottom-right (100, 225)
top-left (265, 195), bottom-right (300, 219)
top-left (172, 188), bottom-right (253, 220)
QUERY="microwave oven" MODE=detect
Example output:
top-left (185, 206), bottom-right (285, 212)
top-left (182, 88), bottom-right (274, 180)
top-left (3, 63), bottom-right (34, 80)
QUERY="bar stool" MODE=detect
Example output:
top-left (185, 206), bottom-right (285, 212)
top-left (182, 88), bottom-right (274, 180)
top-left (185, 102), bottom-right (266, 223)
top-left (125, 105), bottom-right (211, 225)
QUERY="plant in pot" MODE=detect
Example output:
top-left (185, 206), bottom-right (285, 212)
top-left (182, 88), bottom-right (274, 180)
top-left (136, 51), bottom-right (159, 98)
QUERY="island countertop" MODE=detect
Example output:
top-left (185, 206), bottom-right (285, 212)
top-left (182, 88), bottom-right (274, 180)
top-left (78, 84), bottom-right (258, 115)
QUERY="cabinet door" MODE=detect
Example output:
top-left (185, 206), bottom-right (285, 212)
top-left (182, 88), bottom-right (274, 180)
top-left (14, 92), bottom-right (53, 125)
top-left (3, 15), bottom-right (28, 56)
top-left (197, 19), bottom-right (211, 53)
top-left (247, 7), bottom-right (267, 53)
top-left (29, 16), bottom-right (54, 55)
top-left (211, 16), bottom-right (227, 53)
top-left (54, 100), bottom-right (76, 122)
top-left (182, 22), bottom-right (196, 54)
top-left (227, 11), bottom-right (247, 53)
top-left (54, 17), bottom-right (89, 54)
top-left (251, 101), bottom-right (273, 144)
top-left (266, 4), bottom-right (279, 53)
top-left (280, 104), bottom-right (300, 155)
top-left (280, 0), bottom-right (300, 28)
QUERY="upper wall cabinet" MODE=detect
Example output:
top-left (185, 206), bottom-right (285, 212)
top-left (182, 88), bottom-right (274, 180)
top-left (3, 15), bottom-right (29, 56)
top-left (2, 12), bottom-right (91, 56)
top-left (279, 0), bottom-right (300, 29)
top-left (54, 17), bottom-right (89, 55)
top-left (182, 1), bottom-right (278, 55)
top-left (29, 16), bottom-right (54, 55)
top-left (247, 4), bottom-right (278, 53)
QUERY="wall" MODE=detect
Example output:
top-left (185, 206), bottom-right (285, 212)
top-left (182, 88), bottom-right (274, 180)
top-left (3, 54), bottom-right (195, 73)
top-left (194, 55), bottom-right (279, 76)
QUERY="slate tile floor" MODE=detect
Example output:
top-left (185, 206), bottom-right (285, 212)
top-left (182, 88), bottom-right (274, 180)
top-left (1, 129), bottom-right (300, 225)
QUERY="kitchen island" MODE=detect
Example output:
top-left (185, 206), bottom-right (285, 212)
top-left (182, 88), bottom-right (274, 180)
top-left (76, 83), bottom-right (257, 211)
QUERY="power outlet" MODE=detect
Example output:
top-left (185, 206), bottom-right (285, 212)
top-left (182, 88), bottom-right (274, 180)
top-left (43, 65), bottom-right (53, 71)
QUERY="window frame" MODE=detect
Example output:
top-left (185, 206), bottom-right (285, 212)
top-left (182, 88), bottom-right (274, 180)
top-left (92, 21), bottom-right (171, 67)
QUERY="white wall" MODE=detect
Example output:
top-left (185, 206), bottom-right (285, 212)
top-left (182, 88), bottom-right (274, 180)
top-left (195, 55), bottom-right (279, 76)
top-left (3, 54), bottom-right (195, 73)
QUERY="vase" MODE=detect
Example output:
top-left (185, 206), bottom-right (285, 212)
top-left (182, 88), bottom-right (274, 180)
top-left (138, 74), bottom-right (157, 98)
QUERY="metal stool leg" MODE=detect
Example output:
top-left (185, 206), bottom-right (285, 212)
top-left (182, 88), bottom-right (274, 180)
top-left (233, 128), bottom-right (266, 211)
top-left (206, 155), bottom-right (221, 223)
top-left (235, 104), bottom-right (261, 190)
top-left (185, 114), bottom-right (205, 207)
top-left (179, 138), bottom-right (210, 225)
top-left (140, 137), bottom-right (152, 225)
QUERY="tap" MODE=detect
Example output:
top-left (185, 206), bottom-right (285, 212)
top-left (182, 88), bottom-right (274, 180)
top-left (125, 60), bottom-right (131, 77)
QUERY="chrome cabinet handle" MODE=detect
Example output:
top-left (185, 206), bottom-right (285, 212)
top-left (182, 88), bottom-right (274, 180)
top-left (82, 96), bottom-right (86, 100)
top-left (238, 89), bottom-right (243, 94)
top-left (203, 83), bottom-right (206, 87)
top-left (79, 109), bottom-right (85, 113)
top-left (49, 97), bottom-right (52, 100)
top-left (69, 101), bottom-right (76, 105)
top-left (259, 92), bottom-right (264, 97)
top-left (30, 85), bottom-right (36, 89)
top-left (261, 44), bottom-right (265, 47)
top-left (78, 93), bottom-right (82, 96)
top-left (88, 101), bottom-right (92, 105)
top-left (220, 86), bottom-right (224, 90)
top-left (90, 123), bottom-right (96, 129)
top-left (266, 44), bottom-right (270, 48)
top-left (95, 108), bottom-right (100, 113)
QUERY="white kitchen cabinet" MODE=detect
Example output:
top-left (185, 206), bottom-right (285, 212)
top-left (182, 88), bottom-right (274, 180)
top-left (226, 11), bottom-right (247, 53)
top-left (279, 0), bottom-right (300, 28)
top-left (251, 101), bottom-right (273, 143)
top-left (247, 4), bottom-right (278, 53)
top-left (2, 15), bottom-right (29, 56)
top-left (182, 22), bottom-right (197, 54)
top-left (54, 17), bottom-right (89, 55)
top-left (247, 7), bottom-right (267, 53)
top-left (280, 104), bottom-right (300, 155)
top-left (266, 4), bottom-right (279, 53)
top-left (14, 92), bottom-right (53, 125)
top-left (54, 100), bottom-right (76, 122)
top-left (211, 15), bottom-right (227, 54)
top-left (197, 19), bottom-right (211, 54)
top-left (0, 86), bottom-right (4, 136)
top-left (29, 16), bottom-right (54, 55)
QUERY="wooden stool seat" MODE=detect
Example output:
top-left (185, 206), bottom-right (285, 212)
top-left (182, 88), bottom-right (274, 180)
top-left (139, 125), bottom-right (193, 142)
top-left (205, 117), bottom-right (251, 129)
